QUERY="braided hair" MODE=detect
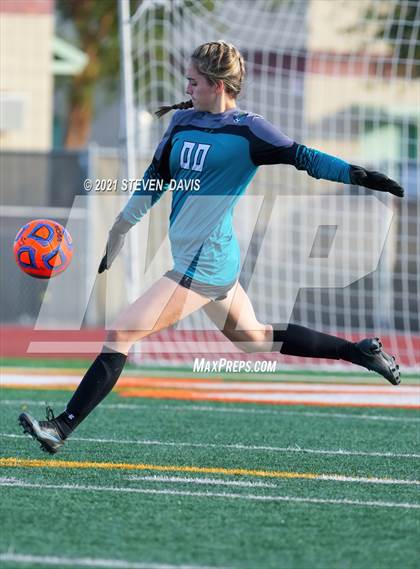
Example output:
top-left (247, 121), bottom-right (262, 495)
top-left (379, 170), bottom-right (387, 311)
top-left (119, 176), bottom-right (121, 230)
top-left (155, 41), bottom-right (245, 118)
top-left (155, 99), bottom-right (193, 118)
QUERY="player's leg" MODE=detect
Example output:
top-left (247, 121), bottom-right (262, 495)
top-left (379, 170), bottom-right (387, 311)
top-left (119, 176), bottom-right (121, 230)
top-left (19, 277), bottom-right (211, 453)
top-left (203, 282), bottom-right (273, 353)
top-left (271, 324), bottom-right (400, 385)
top-left (205, 283), bottom-right (400, 384)
top-left (105, 275), bottom-right (212, 354)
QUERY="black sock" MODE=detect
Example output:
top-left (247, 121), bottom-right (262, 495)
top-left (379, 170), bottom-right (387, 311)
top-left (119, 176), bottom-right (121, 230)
top-left (54, 348), bottom-right (127, 437)
top-left (272, 323), bottom-right (360, 361)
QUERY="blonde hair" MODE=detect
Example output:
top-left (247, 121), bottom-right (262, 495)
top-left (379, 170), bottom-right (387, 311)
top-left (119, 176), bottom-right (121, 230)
top-left (156, 41), bottom-right (245, 117)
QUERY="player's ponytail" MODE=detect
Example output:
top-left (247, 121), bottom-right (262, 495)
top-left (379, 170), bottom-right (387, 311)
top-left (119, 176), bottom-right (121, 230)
top-left (155, 99), bottom-right (193, 118)
top-left (155, 41), bottom-right (245, 118)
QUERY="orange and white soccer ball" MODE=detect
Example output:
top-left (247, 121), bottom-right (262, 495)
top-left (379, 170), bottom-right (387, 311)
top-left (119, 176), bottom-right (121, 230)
top-left (13, 219), bottom-right (73, 278)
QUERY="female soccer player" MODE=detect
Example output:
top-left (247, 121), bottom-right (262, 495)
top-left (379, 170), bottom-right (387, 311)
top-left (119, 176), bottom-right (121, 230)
top-left (19, 41), bottom-right (403, 454)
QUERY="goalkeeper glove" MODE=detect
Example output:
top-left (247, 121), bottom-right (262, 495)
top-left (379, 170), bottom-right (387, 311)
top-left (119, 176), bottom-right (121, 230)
top-left (350, 166), bottom-right (404, 197)
top-left (98, 214), bottom-right (133, 273)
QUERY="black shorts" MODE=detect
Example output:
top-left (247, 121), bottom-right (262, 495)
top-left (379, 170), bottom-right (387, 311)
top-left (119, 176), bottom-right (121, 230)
top-left (164, 270), bottom-right (236, 301)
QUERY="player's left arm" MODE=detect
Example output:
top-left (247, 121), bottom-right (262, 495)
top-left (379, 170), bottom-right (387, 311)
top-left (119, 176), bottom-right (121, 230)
top-left (248, 115), bottom-right (404, 198)
top-left (294, 144), bottom-right (404, 197)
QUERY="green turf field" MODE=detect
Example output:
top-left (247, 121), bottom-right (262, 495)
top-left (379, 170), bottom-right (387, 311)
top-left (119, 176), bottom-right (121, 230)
top-left (1, 379), bottom-right (419, 569)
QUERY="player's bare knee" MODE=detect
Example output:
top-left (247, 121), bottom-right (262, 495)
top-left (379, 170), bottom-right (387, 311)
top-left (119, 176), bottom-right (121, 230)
top-left (230, 327), bottom-right (270, 353)
top-left (105, 329), bottom-right (134, 345)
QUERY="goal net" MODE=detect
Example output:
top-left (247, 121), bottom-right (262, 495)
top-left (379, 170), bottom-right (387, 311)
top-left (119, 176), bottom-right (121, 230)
top-left (121, 0), bottom-right (419, 370)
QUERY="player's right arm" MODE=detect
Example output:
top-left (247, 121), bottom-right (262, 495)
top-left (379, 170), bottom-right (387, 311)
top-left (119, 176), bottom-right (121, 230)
top-left (98, 113), bottom-right (178, 273)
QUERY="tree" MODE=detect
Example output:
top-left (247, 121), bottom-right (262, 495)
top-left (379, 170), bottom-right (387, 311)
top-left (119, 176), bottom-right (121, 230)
top-left (364, 0), bottom-right (419, 78)
top-left (57, 0), bottom-right (120, 149)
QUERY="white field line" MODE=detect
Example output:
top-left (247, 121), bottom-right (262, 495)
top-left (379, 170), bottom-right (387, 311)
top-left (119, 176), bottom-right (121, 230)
top-left (106, 403), bottom-right (420, 421)
top-left (1, 479), bottom-right (418, 509)
top-left (2, 399), bottom-right (420, 422)
top-left (1, 376), bottom-right (80, 386)
top-left (125, 474), bottom-right (420, 487)
top-left (125, 475), bottom-right (276, 488)
top-left (137, 382), bottom-right (419, 393)
top-left (186, 391), bottom-right (419, 406)
top-left (314, 474), bottom-right (420, 485)
top-left (0, 552), bottom-right (229, 569)
top-left (3, 432), bottom-right (419, 460)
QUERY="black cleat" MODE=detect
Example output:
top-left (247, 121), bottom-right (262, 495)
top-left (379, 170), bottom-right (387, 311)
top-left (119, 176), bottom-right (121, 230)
top-left (18, 406), bottom-right (65, 455)
top-left (355, 338), bottom-right (400, 385)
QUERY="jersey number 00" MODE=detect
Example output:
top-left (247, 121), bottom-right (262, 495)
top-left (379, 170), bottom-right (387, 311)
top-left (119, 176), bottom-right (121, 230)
top-left (180, 142), bottom-right (211, 172)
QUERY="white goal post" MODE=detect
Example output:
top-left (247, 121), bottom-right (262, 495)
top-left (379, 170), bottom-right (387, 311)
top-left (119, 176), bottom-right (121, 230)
top-left (119, 0), bottom-right (419, 371)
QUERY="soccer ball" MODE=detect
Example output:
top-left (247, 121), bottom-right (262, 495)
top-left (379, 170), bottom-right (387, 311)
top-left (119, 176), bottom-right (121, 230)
top-left (13, 219), bottom-right (73, 279)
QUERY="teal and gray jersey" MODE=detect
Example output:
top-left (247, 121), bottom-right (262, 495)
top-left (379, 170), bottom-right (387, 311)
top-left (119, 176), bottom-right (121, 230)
top-left (122, 108), bottom-right (351, 286)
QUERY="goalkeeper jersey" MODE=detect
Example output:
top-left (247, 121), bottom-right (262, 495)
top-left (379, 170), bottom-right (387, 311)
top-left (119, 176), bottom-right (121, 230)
top-left (122, 108), bottom-right (351, 286)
